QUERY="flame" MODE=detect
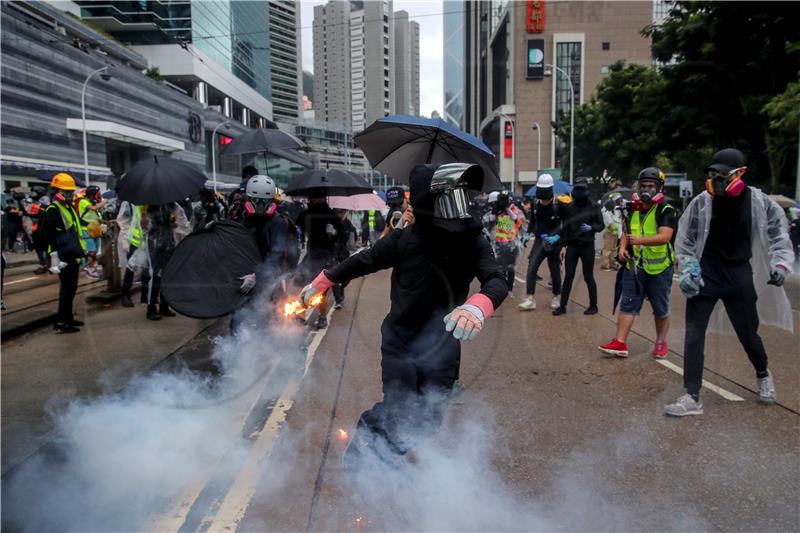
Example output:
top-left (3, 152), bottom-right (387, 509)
top-left (337, 428), bottom-right (349, 441)
top-left (283, 299), bottom-right (306, 317)
top-left (308, 293), bottom-right (324, 307)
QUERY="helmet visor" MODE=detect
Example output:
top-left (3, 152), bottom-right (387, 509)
top-left (433, 187), bottom-right (472, 219)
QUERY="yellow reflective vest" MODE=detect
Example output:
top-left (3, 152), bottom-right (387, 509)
top-left (630, 204), bottom-right (675, 275)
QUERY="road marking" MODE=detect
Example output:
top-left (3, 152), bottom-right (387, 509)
top-left (514, 276), bottom-right (526, 284)
top-left (656, 359), bottom-right (745, 401)
top-left (3, 276), bottom-right (38, 286)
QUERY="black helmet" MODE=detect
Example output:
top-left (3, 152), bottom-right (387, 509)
top-left (637, 167), bottom-right (665, 186)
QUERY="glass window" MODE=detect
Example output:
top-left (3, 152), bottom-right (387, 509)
top-left (555, 42), bottom-right (582, 120)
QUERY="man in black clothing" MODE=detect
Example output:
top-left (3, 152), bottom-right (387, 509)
top-left (332, 209), bottom-right (358, 308)
top-left (667, 148), bottom-right (795, 416)
top-left (40, 173), bottom-right (85, 333)
top-left (300, 163), bottom-right (507, 468)
top-left (295, 191), bottom-right (345, 329)
top-left (518, 174), bottom-right (563, 311)
top-left (553, 178), bottom-right (604, 315)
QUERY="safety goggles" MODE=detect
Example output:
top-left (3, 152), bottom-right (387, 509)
top-left (707, 167), bottom-right (744, 180)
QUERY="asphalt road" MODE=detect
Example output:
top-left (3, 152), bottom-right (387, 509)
top-left (1, 259), bottom-right (798, 531)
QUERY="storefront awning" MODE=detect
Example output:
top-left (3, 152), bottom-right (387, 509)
top-left (66, 119), bottom-right (185, 152)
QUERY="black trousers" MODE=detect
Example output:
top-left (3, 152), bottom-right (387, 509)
top-left (526, 238), bottom-right (562, 295)
top-left (121, 245), bottom-right (150, 301)
top-left (57, 260), bottom-right (80, 324)
top-left (684, 260), bottom-right (768, 397)
top-left (495, 244), bottom-right (519, 292)
top-left (560, 240), bottom-right (597, 308)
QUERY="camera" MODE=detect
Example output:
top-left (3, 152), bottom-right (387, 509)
top-left (615, 199), bottom-right (646, 214)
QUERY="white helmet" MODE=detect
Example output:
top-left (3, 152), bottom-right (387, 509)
top-left (487, 191), bottom-right (500, 203)
top-left (537, 173), bottom-right (554, 189)
top-left (245, 175), bottom-right (276, 201)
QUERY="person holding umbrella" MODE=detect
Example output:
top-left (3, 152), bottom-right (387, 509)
top-left (299, 163), bottom-right (507, 469)
top-left (41, 173), bottom-right (86, 333)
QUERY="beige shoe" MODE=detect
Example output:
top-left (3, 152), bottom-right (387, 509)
top-left (518, 297), bottom-right (536, 311)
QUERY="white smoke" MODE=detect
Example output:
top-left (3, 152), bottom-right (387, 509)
top-left (2, 303), bottom-right (305, 532)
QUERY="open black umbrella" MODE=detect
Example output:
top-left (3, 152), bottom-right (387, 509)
top-left (354, 115), bottom-right (501, 190)
top-left (285, 169), bottom-right (373, 197)
top-left (161, 220), bottom-right (260, 319)
top-left (117, 156), bottom-right (207, 205)
top-left (221, 128), bottom-right (306, 156)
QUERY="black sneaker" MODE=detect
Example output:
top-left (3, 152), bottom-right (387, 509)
top-left (69, 319), bottom-right (85, 327)
top-left (583, 305), bottom-right (598, 315)
top-left (315, 315), bottom-right (328, 329)
top-left (54, 323), bottom-right (80, 334)
top-left (146, 306), bottom-right (162, 321)
top-left (121, 294), bottom-right (134, 308)
top-left (34, 266), bottom-right (48, 275)
top-left (159, 307), bottom-right (176, 317)
top-left (552, 307), bottom-right (567, 316)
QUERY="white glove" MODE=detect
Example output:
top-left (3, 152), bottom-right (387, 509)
top-left (325, 223), bottom-right (338, 237)
top-left (49, 252), bottom-right (67, 274)
top-left (239, 273), bottom-right (256, 294)
top-left (443, 303), bottom-right (485, 341)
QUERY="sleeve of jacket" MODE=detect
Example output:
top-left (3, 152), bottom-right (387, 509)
top-left (591, 205), bottom-right (605, 233)
top-left (326, 228), bottom-right (402, 283)
top-left (763, 192), bottom-right (795, 272)
top-left (675, 195), bottom-right (703, 267)
top-left (41, 206), bottom-right (63, 250)
top-left (526, 205), bottom-right (536, 234)
top-left (473, 235), bottom-right (508, 311)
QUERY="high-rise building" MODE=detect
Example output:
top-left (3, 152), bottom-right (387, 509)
top-left (314, 0), bottom-right (403, 132)
top-left (443, 0), bottom-right (465, 128)
top-left (268, 1), bottom-right (303, 123)
top-left (460, 0), bottom-right (653, 191)
top-left (76, 1), bottom-right (285, 126)
top-left (313, 1), bottom-right (351, 129)
top-left (394, 10), bottom-right (420, 116)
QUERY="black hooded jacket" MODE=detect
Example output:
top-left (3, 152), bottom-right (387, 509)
top-left (325, 165), bottom-right (507, 359)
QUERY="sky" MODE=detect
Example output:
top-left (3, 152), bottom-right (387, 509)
top-left (299, 0), bottom-right (444, 118)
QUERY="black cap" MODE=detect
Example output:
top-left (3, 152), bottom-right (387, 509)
top-left (706, 148), bottom-right (745, 174)
top-left (385, 186), bottom-right (404, 207)
top-left (573, 177), bottom-right (589, 189)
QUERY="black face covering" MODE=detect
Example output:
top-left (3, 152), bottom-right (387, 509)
top-left (536, 188), bottom-right (553, 201)
top-left (572, 187), bottom-right (589, 204)
top-left (711, 177), bottom-right (729, 196)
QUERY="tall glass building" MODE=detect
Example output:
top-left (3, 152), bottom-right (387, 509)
top-left (443, 0), bottom-right (465, 129)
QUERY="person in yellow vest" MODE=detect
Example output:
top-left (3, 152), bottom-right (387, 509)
top-left (599, 167), bottom-right (677, 358)
top-left (484, 191), bottom-right (524, 296)
top-left (41, 173), bottom-right (87, 334)
top-left (117, 201), bottom-right (150, 308)
top-left (76, 185), bottom-right (107, 279)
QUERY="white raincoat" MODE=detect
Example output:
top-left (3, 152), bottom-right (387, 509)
top-left (675, 187), bottom-right (795, 334)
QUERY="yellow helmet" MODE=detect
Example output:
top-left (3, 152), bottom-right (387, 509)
top-left (51, 173), bottom-right (77, 191)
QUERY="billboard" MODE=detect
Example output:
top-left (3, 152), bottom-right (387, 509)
top-left (527, 39), bottom-right (545, 79)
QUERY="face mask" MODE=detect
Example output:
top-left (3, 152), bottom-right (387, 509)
top-left (536, 188), bottom-right (553, 201)
top-left (706, 168), bottom-right (746, 197)
top-left (572, 188), bottom-right (588, 202)
top-left (246, 198), bottom-right (276, 217)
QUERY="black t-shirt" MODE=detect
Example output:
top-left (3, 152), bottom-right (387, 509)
top-left (702, 187), bottom-right (752, 263)
top-left (528, 201), bottom-right (561, 236)
top-left (647, 203), bottom-right (678, 245)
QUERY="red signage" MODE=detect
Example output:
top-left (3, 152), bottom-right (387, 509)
top-left (526, 0), bottom-right (545, 33)
top-left (503, 122), bottom-right (513, 158)
top-left (218, 135), bottom-right (233, 146)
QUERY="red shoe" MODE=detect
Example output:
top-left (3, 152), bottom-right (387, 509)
top-left (599, 338), bottom-right (629, 358)
top-left (652, 339), bottom-right (668, 358)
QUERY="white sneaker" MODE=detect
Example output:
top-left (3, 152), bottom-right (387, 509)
top-left (664, 394), bottom-right (704, 417)
top-left (757, 370), bottom-right (776, 404)
top-left (517, 297), bottom-right (536, 311)
top-left (550, 296), bottom-right (561, 309)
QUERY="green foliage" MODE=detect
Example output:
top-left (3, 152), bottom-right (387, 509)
top-left (560, 1), bottom-right (800, 193)
top-left (145, 67), bottom-right (163, 81)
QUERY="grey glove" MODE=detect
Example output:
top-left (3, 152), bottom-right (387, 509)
top-left (239, 273), bottom-right (257, 294)
top-left (767, 267), bottom-right (787, 287)
top-left (49, 252), bottom-right (67, 274)
top-left (325, 223), bottom-right (338, 237)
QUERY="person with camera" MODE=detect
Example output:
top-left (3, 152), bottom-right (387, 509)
top-left (381, 186), bottom-right (414, 238)
top-left (518, 174), bottom-right (564, 311)
top-left (665, 148), bottom-right (794, 416)
top-left (598, 168), bottom-right (677, 358)
top-left (553, 178), bottom-right (604, 316)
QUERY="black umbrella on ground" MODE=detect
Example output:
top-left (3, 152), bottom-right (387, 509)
top-left (285, 169), bottom-right (374, 197)
top-left (354, 115), bottom-right (501, 191)
top-left (161, 220), bottom-right (260, 319)
top-left (117, 156), bottom-right (207, 205)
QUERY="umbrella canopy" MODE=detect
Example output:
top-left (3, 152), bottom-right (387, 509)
top-left (285, 169), bottom-right (374, 197)
top-left (117, 156), bottom-right (207, 205)
top-left (354, 115), bottom-right (501, 191)
top-left (525, 180), bottom-right (573, 197)
top-left (768, 194), bottom-right (796, 209)
top-left (328, 193), bottom-right (387, 211)
top-left (161, 220), bottom-right (261, 319)
top-left (221, 128), bottom-right (306, 157)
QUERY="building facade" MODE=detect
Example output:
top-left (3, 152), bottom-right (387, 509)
top-left (461, 0), bottom-right (653, 191)
top-left (443, 0), bottom-right (465, 129)
top-left (268, 1), bottom-right (304, 123)
top-left (0, 1), bottom-right (257, 192)
top-left (394, 10), bottom-right (420, 117)
top-left (313, 1), bottom-right (351, 129)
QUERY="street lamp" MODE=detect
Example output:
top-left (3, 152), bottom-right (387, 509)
top-left (544, 63), bottom-right (575, 184)
top-left (211, 121), bottom-right (232, 193)
top-left (532, 122), bottom-right (542, 174)
top-left (494, 111), bottom-right (515, 193)
top-left (82, 66), bottom-right (111, 189)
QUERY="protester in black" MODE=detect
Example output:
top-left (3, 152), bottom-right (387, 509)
top-left (300, 163), bottom-right (507, 469)
top-left (554, 178), bottom-right (604, 315)
top-left (332, 209), bottom-right (357, 308)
